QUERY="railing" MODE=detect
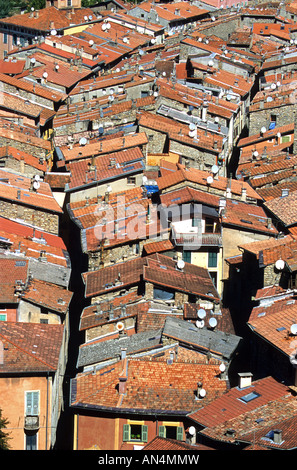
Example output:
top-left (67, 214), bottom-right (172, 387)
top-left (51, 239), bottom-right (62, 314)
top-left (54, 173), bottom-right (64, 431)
top-left (172, 227), bottom-right (222, 247)
top-left (24, 415), bottom-right (39, 431)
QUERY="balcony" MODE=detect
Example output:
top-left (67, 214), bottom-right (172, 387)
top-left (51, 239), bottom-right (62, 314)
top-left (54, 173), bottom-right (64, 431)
top-left (172, 227), bottom-right (222, 248)
top-left (24, 415), bottom-right (39, 431)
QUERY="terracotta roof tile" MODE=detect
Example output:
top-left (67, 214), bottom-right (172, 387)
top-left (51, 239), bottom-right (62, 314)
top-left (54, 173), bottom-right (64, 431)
top-left (0, 321), bottom-right (64, 372)
top-left (22, 279), bottom-right (72, 314)
top-left (0, 169), bottom-right (63, 213)
top-left (71, 354), bottom-right (228, 413)
top-left (189, 376), bottom-right (290, 429)
top-left (0, 256), bottom-right (28, 303)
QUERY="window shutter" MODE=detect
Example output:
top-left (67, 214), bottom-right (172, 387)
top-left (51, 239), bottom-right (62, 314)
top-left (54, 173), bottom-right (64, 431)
top-left (158, 425), bottom-right (165, 437)
top-left (141, 425), bottom-right (148, 442)
top-left (123, 424), bottom-right (130, 442)
top-left (26, 391), bottom-right (39, 416)
top-left (176, 426), bottom-right (183, 441)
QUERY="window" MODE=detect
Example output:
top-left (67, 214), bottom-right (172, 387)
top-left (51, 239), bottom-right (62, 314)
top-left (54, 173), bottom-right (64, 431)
top-left (123, 424), bottom-right (148, 442)
top-left (25, 391), bottom-right (39, 416)
top-left (239, 391), bottom-right (261, 403)
top-left (208, 251), bottom-right (217, 268)
top-left (3, 33), bottom-right (7, 44)
top-left (25, 431), bottom-right (37, 450)
top-left (205, 217), bottom-right (214, 233)
top-left (67, 0), bottom-right (72, 6)
top-left (0, 312), bottom-right (7, 321)
top-left (182, 250), bottom-right (191, 263)
top-left (159, 425), bottom-right (183, 440)
top-left (127, 176), bottom-right (136, 185)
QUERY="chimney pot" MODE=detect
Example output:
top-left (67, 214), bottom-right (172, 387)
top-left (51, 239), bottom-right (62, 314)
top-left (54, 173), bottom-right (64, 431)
top-left (238, 372), bottom-right (253, 389)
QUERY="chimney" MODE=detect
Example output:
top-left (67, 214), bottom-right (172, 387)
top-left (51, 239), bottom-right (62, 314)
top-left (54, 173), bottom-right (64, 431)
top-left (238, 372), bottom-right (253, 389)
top-left (273, 430), bottom-right (283, 444)
top-left (119, 357), bottom-right (128, 394)
top-left (267, 218), bottom-right (272, 229)
top-left (241, 187), bottom-right (247, 201)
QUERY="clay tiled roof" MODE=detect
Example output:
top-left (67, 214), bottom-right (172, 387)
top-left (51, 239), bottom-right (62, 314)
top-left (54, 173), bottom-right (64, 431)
top-left (142, 239), bottom-right (173, 254)
top-left (248, 295), bottom-right (297, 357)
top-left (237, 123), bottom-right (294, 148)
top-left (239, 235), bottom-right (297, 267)
top-left (0, 146), bottom-right (47, 172)
top-left (66, 147), bottom-right (144, 191)
top-left (0, 256), bottom-right (28, 303)
top-left (0, 169), bottom-right (63, 213)
top-left (0, 72), bottom-right (66, 103)
top-left (59, 132), bottom-right (148, 163)
top-left (157, 164), bottom-right (262, 201)
top-left (0, 58), bottom-right (25, 75)
top-left (188, 376), bottom-right (290, 430)
top-left (138, 111), bottom-right (224, 153)
top-left (0, 321), bottom-right (64, 373)
top-left (264, 191), bottom-right (297, 227)
top-left (222, 199), bottom-right (278, 235)
top-left (82, 252), bottom-right (219, 300)
top-left (143, 436), bottom-right (213, 451)
top-left (70, 355), bottom-right (228, 414)
top-left (22, 279), bottom-right (72, 314)
top-left (0, 6), bottom-right (97, 32)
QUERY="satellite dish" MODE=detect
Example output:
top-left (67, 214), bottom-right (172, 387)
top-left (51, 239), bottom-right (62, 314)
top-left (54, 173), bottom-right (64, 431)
top-left (84, 15), bottom-right (88, 21)
top-left (142, 175), bottom-right (148, 184)
top-left (275, 259), bottom-right (285, 271)
top-left (30, 57), bottom-right (36, 64)
top-left (219, 363), bottom-right (226, 372)
top-left (199, 388), bottom-right (206, 398)
top-left (253, 150), bottom-right (259, 157)
top-left (79, 137), bottom-right (87, 146)
top-left (43, 72), bottom-right (48, 79)
top-left (207, 175), bottom-right (214, 185)
top-left (177, 259), bottom-right (185, 270)
top-left (197, 308), bottom-right (206, 319)
top-left (209, 317), bottom-right (217, 329)
top-left (33, 181), bottom-right (40, 190)
top-left (261, 126), bottom-right (267, 134)
top-left (151, 38), bottom-right (156, 44)
top-left (196, 320), bottom-right (204, 328)
top-left (106, 22), bottom-right (111, 29)
top-left (267, 96), bottom-right (273, 102)
top-left (188, 426), bottom-right (196, 435)
top-left (211, 164), bottom-right (219, 174)
top-left (106, 185), bottom-right (112, 193)
top-left (89, 40), bottom-right (94, 46)
top-left (102, 23), bottom-right (107, 30)
top-left (34, 174), bottom-right (40, 181)
top-left (116, 321), bottom-right (124, 331)
top-left (89, 15), bottom-right (93, 20)
top-left (189, 122), bottom-right (196, 131)
top-left (208, 60), bottom-right (214, 67)
top-left (271, 83), bottom-right (277, 90)
top-left (51, 29), bottom-right (57, 36)
top-left (291, 324), bottom-right (297, 335)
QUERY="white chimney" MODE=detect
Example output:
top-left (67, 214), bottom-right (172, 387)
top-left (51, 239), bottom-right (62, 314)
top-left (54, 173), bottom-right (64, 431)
top-left (238, 372), bottom-right (253, 389)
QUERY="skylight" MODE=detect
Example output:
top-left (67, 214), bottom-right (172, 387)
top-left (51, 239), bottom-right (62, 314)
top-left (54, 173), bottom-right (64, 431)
top-left (239, 391), bottom-right (261, 403)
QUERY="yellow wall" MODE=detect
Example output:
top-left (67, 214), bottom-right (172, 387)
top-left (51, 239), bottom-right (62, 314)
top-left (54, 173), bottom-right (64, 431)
top-left (191, 248), bottom-right (223, 296)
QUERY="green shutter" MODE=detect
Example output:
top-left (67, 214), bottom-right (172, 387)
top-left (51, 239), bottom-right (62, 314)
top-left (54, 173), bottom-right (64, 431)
top-left (158, 425), bottom-right (165, 437)
top-left (176, 426), bottom-right (183, 441)
top-left (141, 425), bottom-right (148, 442)
top-left (123, 424), bottom-right (130, 441)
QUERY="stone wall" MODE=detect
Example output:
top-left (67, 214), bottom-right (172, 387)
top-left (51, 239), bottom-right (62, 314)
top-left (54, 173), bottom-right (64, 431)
top-left (0, 156), bottom-right (44, 178)
top-left (85, 317), bottom-right (135, 342)
top-left (249, 103), bottom-right (294, 136)
top-left (0, 200), bottom-right (59, 234)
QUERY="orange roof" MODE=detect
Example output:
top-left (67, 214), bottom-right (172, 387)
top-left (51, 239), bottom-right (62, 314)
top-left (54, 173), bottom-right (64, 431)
top-left (0, 169), bottom-right (63, 213)
top-left (157, 164), bottom-right (262, 201)
top-left (59, 132), bottom-right (148, 163)
top-left (0, 6), bottom-right (97, 32)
